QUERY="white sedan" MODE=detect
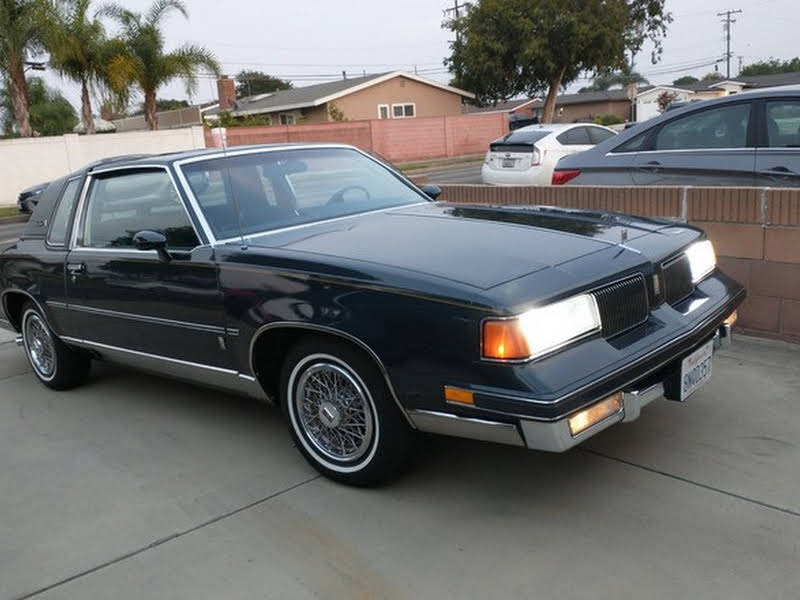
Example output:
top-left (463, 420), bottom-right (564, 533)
top-left (481, 123), bottom-right (618, 186)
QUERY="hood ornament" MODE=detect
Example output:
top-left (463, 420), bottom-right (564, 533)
top-left (620, 227), bottom-right (629, 244)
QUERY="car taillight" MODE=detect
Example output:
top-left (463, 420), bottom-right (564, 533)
top-left (532, 146), bottom-right (542, 166)
top-left (551, 169), bottom-right (581, 185)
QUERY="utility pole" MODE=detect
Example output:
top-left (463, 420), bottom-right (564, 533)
top-left (443, 1), bottom-right (469, 42)
top-left (717, 9), bottom-right (742, 79)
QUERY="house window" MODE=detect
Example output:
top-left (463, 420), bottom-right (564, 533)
top-left (378, 104), bottom-right (390, 119)
top-left (392, 103), bottom-right (415, 118)
top-left (279, 114), bottom-right (296, 125)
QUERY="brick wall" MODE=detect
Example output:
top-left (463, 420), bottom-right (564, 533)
top-left (438, 185), bottom-right (800, 343)
top-left (207, 112), bottom-right (508, 163)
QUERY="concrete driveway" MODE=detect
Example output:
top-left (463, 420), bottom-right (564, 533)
top-left (1, 329), bottom-right (798, 600)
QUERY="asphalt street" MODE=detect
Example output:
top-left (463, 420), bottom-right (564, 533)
top-left (0, 327), bottom-right (798, 599)
top-left (409, 162), bottom-right (483, 184)
top-left (0, 220), bottom-right (27, 250)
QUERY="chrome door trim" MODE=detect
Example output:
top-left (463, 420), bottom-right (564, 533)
top-left (60, 336), bottom-right (269, 401)
top-left (248, 321), bottom-right (415, 427)
top-left (62, 303), bottom-right (232, 335)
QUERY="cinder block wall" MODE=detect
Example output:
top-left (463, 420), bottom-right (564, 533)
top-left (438, 185), bottom-right (800, 343)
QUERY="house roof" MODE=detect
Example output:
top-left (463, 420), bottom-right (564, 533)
top-left (207, 71), bottom-right (475, 117)
top-left (464, 98), bottom-right (538, 114)
top-left (737, 70), bottom-right (800, 88)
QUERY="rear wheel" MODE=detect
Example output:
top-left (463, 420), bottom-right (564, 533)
top-left (280, 337), bottom-right (414, 486)
top-left (21, 302), bottom-right (91, 390)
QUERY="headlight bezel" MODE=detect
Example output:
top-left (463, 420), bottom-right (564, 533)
top-left (481, 293), bottom-right (603, 363)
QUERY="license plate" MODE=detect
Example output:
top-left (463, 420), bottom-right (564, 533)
top-left (679, 340), bottom-right (713, 401)
top-left (502, 158), bottom-right (516, 168)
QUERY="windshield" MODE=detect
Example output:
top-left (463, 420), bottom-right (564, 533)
top-left (180, 147), bottom-right (427, 240)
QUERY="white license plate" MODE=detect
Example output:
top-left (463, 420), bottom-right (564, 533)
top-left (680, 340), bottom-right (714, 401)
top-left (502, 159), bottom-right (516, 168)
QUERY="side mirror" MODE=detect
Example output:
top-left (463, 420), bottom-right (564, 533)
top-left (420, 184), bottom-right (442, 201)
top-left (133, 230), bottom-right (170, 262)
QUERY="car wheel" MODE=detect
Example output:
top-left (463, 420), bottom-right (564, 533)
top-left (21, 302), bottom-right (91, 390)
top-left (280, 337), bottom-right (414, 486)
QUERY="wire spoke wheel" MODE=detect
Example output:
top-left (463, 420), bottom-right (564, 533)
top-left (24, 313), bottom-right (56, 379)
top-left (295, 362), bottom-right (374, 463)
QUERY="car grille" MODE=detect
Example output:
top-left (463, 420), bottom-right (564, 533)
top-left (592, 275), bottom-right (649, 338)
top-left (662, 254), bottom-right (695, 305)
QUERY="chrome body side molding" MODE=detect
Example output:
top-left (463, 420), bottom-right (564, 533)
top-left (407, 410), bottom-right (525, 447)
top-left (61, 336), bottom-right (270, 403)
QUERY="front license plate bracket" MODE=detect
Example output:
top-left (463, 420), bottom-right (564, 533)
top-left (663, 340), bottom-right (714, 402)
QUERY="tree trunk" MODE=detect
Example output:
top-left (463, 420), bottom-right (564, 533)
top-left (541, 67), bottom-right (566, 124)
top-left (81, 80), bottom-right (95, 134)
top-left (8, 60), bottom-right (32, 137)
top-left (144, 90), bottom-right (158, 130)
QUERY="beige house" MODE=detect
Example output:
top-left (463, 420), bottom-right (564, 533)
top-left (206, 71), bottom-right (475, 125)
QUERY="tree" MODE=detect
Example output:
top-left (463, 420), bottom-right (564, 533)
top-left (740, 57), bottom-right (800, 76)
top-left (445, 0), bottom-right (670, 123)
top-left (579, 69), bottom-right (648, 92)
top-left (0, 0), bottom-right (45, 137)
top-left (700, 71), bottom-right (724, 83)
top-left (40, 0), bottom-right (107, 134)
top-left (129, 98), bottom-right (188, 116)
top-left (1, 76), bottom-right (77, 135)
top-left (101, 0), bottom-right (220, 130)
top-left (235, 70), bottom-right (292, 97)
top-left (657, 90), bottom-right (678, 113)
top-left (672, 75), bottom-right (698, 86)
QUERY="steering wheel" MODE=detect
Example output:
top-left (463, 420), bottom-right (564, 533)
top-left (327, 185), bottom-right (371, 206)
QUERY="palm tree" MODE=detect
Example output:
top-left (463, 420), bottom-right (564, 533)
top-left (100, 0), bottom-right (219, 130)
top-left (0, 0), bottom-right (44, 137)
top-left (40, 0), bottom-right (107, 134)
top-left (580, 70), bottom-right (649, 93)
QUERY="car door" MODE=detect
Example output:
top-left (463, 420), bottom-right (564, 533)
top-left (63, 166), bottom-right (230, 368)
top-left (633, 101), bottom-right (756, 186)
top-left (755, 98), bottom-right (800, 187)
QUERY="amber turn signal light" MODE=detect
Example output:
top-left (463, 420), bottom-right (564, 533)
top-left (568, 393), bottom-right (623, 437)
top-left (482, 319), bottom-right (531, 360)
top-left (724, 311), bottom-right (738, 327)
top-left (444, 386), bottom-right (474, 405)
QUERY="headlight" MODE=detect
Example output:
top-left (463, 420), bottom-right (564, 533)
top-left (482, 294), bottom-right (601, 361)
top-left (685, 240), bottom-right (716, 283)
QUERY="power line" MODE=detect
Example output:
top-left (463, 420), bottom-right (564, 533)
top-left (717, 9), bottom-right (743, 78)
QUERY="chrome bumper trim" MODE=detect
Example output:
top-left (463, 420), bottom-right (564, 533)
top-left (520, 382), bottom-right (665, 452)
top-left (407, 410), bottom-right (525, 447)
top-left (714, 323), bottom-right (732, 350)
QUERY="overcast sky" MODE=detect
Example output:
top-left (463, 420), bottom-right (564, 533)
top-left (40, 0), bottom-right (800, 112)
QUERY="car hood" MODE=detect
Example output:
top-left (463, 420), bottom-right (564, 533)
top-left (243, 202), bottom-right (672, 290)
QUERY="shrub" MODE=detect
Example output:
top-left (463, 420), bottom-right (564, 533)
top-left (593, 114), bottom-right (624, 126)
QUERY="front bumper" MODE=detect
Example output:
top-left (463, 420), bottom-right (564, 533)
top-left (408, 323), bottom-right (733, 452)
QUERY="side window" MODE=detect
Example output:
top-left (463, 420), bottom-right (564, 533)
top-left (765, 101), bottom-right (800, 148)
top-left (47, 178), bottom-right (82, 246)
top-left (81, 170), bottom-right (199, 250)
top-left (611, 130), bottom-right (650, 153)
top-left (588, 126), bottom-right (617, 144)
top-left (557, 127), bottom-right (592, 145)
top-left (654, 103), bottom-right (751, 150)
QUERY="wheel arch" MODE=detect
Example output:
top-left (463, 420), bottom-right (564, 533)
top-left (249, 322), bottom-right (414, 427)
top-left (1, 289), bottom-right (52, 333)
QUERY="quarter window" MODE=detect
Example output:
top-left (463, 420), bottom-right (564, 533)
top-left (80, 170), bottom-right (199, 250)
top-left (587, 126), bottom-right (617, 144)
top-left (654, 103), bottom-right (751, 150)
top-left (47, 178), bottom-right (82, 246)
top-left (765, 101), bottom-right (800, 148)
top-left (392, 103), bottom-right (415, 118)
top-left (557, 127), bottom-right (592, 145)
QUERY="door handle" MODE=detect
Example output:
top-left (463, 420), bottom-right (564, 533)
top-left (66, 263), bottom-right (85, 275)
top-left (639, 161), bottom-right (661, 173)
top-left (759, 166), bottom-right (797, 177)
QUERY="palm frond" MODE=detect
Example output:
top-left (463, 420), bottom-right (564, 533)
top-left (160, 44), bottom-right (220, 96)
top-left (146, 0), bottom-right (187, 26)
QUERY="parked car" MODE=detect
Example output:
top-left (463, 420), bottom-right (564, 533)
top-left (0, 144), bottom-right (744, 485)
top-left (17, 181), bottom-right (50, 213)
top-left (553, 87), bottom-right (800, 186)
top-left (482, 123), bottom-right (617, 186)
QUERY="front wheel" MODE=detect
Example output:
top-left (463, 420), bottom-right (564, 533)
top-left (21, 302), bottom-right (91, 390)
top-left (280, 337), bottom-right (414, 486)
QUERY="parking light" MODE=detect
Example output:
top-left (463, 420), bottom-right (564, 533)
top-left (568, 393), bottom-right (623, 436)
